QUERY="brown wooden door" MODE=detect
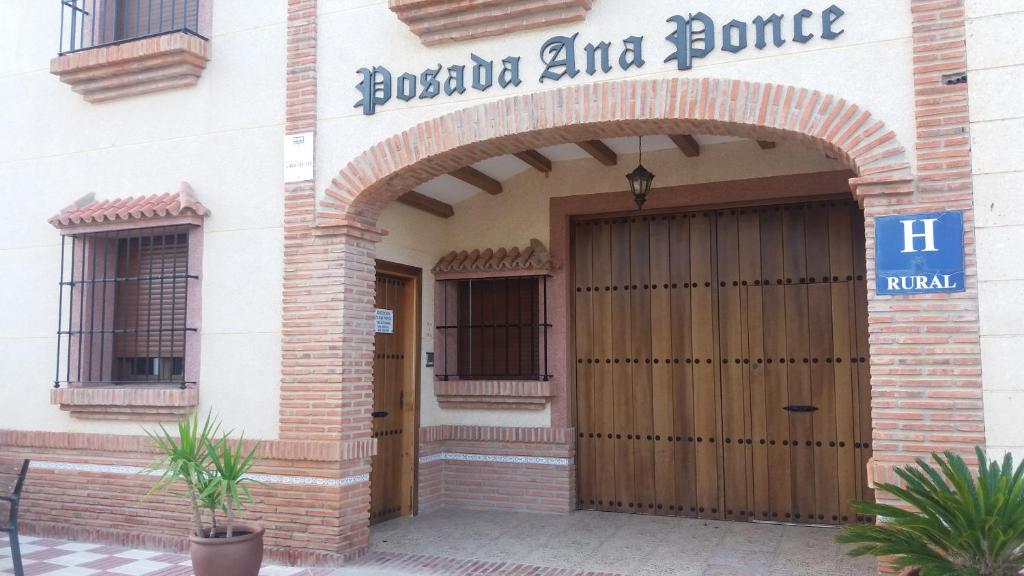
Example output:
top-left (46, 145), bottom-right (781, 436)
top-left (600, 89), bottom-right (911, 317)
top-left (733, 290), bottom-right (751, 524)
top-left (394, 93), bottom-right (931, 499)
top-left (574, 200), bottom-right (873, 525)
top-left (370, 271), bottom-right (418, 525)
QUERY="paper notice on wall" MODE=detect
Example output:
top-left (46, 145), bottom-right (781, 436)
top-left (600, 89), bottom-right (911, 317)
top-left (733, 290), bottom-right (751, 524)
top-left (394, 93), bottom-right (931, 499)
top-left (375, 308), bottom-right (394, 334)
top-left (283, 132), bottom-right (314, 183)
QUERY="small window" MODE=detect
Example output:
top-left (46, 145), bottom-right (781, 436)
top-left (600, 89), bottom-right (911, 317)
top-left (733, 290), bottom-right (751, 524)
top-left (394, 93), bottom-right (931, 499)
top-left (437, 276), bottom-right (550, 381)
top-left (55, 226), bottom-right (197, 388)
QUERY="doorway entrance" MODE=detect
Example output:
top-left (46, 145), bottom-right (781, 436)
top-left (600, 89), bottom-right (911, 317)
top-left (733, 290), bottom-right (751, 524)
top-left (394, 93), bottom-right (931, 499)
top-left (370, 261), bottom-right (421, 524)
top-left (573, 198), bottom-right (873, 525)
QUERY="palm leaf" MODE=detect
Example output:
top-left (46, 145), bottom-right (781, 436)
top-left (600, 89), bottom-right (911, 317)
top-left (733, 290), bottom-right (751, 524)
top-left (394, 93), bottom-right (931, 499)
top-left (839, 448), bottom-right (1024, 576)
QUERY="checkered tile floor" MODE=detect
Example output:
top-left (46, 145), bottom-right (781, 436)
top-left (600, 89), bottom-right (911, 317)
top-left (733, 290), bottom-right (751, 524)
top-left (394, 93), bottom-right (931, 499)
top-left (0, 534), bottom-right (332, 576)
top-left (0, 532), bottom-right (629, 576)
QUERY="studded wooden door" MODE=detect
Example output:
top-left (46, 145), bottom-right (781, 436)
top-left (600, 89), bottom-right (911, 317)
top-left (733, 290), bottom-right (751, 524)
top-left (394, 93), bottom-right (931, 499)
top-left (370, 271), bottom-right (418, 525)
top-left (574, 199), bottom-right (873, 525)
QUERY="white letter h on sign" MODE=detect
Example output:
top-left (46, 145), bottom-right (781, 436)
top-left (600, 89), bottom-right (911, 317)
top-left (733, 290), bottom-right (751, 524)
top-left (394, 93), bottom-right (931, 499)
top-left (900, 218), bottom-right (939, 253)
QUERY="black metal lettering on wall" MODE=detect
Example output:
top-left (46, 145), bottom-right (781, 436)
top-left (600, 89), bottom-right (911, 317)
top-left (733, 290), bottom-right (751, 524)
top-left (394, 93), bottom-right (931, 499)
top-left (354, 5), bottom-right (845, 115)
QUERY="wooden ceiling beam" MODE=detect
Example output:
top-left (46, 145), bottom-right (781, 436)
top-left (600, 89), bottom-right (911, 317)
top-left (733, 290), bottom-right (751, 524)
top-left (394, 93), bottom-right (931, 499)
top-left (577, 140), bottom-right (618, 166)
top-left (669, 134), bottom-right (701, 158)
top-left (514, 150), bottom-right (553, 173)
top-left (397, 191), bottom-right (454, 219)
top-left (450, 166), bottom-right (503, 195)
top-left (756, 140), bottom-right (777, 150)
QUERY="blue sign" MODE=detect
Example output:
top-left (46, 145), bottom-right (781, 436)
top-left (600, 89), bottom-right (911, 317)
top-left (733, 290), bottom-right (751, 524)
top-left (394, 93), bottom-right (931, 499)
top-left (875, 211), bottom-right (965, 295)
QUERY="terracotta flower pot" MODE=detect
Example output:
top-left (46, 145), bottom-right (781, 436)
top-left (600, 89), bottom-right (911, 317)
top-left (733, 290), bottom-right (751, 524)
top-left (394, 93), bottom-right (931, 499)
top-left (189, 524), bottom-right (264, 576)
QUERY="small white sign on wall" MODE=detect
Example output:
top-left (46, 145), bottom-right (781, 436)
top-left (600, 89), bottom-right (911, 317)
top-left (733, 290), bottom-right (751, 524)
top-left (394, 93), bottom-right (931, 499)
top-left (283, 132), bottom-right (314, 183)
top-left (375, 308), bottom-right (394, 334)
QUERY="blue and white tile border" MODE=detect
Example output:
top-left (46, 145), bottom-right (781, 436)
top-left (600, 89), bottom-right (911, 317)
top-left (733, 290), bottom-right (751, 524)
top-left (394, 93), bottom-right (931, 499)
top-left (29, 460), bottom-right (369, 487)
top-left (418, 452), bottom-right (568, 466)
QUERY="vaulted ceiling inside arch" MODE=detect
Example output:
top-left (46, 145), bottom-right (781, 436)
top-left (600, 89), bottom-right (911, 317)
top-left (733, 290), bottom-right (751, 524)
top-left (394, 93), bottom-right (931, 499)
top-left (410, 134), bottom-right (820, 208)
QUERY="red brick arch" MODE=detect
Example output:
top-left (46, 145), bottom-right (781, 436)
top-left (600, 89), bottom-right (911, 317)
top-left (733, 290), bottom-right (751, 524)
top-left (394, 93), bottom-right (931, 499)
top-left (319, 77), bottom-right (913, 226)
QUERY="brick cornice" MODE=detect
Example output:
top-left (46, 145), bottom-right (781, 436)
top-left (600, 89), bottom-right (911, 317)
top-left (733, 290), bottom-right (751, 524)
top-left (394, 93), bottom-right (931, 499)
top-left (312, 218), bottom-right (388, 242)
top-left (389, 0), bottom-right (593, 46)
top-left (0, 429), bottom-right (373, 463)
top-left (419, 425), bottom-right (574, 445)
top-left (50, 32), bottom-right (209, 103)
top-left (50, 387), bottom-right (198, 421)
top-left (434, 380), bottom-right (554, 410)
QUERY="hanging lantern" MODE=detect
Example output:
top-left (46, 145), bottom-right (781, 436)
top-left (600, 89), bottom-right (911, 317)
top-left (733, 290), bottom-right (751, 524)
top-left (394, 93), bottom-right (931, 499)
top-left (626, 136), bottom-right (655, 209)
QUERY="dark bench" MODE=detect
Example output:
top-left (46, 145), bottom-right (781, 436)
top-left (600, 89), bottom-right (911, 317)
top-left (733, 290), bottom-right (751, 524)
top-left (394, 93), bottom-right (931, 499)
top-left (0, 459), bottom-right (29, 576)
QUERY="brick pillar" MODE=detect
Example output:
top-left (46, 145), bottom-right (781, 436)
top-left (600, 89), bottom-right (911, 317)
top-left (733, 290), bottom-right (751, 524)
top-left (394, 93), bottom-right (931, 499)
top-left (861, 0), bottom-right (983, 496)
top-left (282, 0), bottom-right (378, 561)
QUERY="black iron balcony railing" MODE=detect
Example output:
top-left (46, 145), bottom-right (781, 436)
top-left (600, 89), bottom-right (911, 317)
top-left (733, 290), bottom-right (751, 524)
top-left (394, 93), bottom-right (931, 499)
top-left (58, 0), bottom-right (205, 55)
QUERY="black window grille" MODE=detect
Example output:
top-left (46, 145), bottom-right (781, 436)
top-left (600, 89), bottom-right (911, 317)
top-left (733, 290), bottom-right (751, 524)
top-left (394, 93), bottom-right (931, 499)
top-left (54, 225), bottom-right (198, 389)
top-left (59, 0), bottom-right (206, 55)
top-left (436, 276), bottom-right (550, 381)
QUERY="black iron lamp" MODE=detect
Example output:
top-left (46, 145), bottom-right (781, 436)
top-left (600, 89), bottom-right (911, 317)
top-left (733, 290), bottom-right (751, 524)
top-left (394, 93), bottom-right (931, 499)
top-left (626, 136), bottom-right (655, 209)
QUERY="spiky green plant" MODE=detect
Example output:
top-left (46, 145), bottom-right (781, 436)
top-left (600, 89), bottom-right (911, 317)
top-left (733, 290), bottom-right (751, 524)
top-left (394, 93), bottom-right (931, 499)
top-left (144, 411), bottom-right (220, 537)
top-left (202, 433), bottom-right (261, 538)
top-left (838, 447), bottom-right (1024, 576)
top-left (193, 469), bottom-right (225, 538)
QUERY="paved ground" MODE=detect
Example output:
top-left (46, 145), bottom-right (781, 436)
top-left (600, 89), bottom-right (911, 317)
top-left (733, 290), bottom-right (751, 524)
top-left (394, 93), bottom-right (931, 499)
top-left (1, 510), bottom-right (876, 576)
top-left (339, 509), bottom-right (876, 576)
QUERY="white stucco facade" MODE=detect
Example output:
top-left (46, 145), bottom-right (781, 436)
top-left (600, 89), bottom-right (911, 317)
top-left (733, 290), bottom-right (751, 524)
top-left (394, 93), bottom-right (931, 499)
top-left (0, 0), bottom-right (1021, 458)
top-left (967, 1), bottom-right (1024, 460)
top-left (0, 2), bottom-right (289, 438)
top-left (316, 0), bottom-right (916, 198)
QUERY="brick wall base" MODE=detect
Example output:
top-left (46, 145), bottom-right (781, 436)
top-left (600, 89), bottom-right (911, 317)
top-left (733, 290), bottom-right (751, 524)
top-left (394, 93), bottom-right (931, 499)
top-left (417, 426), bottom-right (575, 514)
top-left (0, 436), bottom-right (372, 567)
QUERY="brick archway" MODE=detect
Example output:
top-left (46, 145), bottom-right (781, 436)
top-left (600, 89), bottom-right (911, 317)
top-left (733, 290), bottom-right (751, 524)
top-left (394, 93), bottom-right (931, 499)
top-left (314, 77), bottom-right (925, 498)
top-left (305, 75), bottom-right (982, 564)
top-left (318, 77), bottom-right (914, 227)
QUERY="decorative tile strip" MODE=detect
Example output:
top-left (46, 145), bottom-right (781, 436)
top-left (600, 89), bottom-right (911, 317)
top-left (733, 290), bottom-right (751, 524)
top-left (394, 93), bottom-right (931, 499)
top-left (418, 453), bottom-right (445, 465)
top-left (31, 461), bottom-right (160, 476)
top-left (247, 472), bottom-right (370, 487)
top-left (28, 460), bottom-right (368, 487)
top-left (417, 452), bottom-right (568, 466)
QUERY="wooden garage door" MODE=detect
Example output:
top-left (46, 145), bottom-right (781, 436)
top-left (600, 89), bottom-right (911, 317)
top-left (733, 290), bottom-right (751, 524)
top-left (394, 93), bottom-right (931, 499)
top-left (574, 199), bottom-right (873, 525)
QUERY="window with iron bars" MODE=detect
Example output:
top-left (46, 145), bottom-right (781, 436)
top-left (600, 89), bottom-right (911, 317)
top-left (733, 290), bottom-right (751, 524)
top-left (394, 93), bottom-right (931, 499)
top-left (436, 276), bottom-right (551, 381)
top-left (54, 225), bottom-right (198, 389)
top-left (59, 0), bottom-right (205, 55)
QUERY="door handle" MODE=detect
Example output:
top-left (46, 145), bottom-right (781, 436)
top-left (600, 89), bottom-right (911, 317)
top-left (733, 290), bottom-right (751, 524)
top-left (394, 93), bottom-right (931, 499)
top-left (783, 405), bottom-right (818, 413)
top-left (372, 411), bottom-right (389, 418)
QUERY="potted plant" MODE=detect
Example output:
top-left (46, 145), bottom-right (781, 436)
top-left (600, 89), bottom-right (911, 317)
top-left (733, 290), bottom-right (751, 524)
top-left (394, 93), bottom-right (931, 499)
top-left (838, 447), bottom-right (1024, 576)
top-left (145, 412), bottom-right (264, 576)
